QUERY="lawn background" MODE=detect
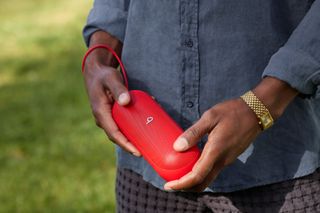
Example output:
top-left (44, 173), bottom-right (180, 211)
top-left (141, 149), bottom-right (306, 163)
top-left (0, 0), bottom-right (118, 212)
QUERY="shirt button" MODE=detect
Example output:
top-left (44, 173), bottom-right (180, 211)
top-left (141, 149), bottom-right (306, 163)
top-left (186, 101), bottom-right (194, 108)
top-left (184, 39), bottom-right (193, 48)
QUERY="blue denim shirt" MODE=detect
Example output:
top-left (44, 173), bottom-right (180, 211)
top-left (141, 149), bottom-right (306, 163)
top-left (83, 0), bottom-right (320, 192)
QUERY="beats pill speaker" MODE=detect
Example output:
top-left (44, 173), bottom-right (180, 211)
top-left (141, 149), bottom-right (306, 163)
top-left (112, 90), bottom-right (200, 181)
top-left (82, 44), bottom-right (200, 181)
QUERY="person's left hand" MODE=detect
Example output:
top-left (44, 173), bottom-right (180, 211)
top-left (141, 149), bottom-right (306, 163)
top-left (164, 98), bottom-right (261, 192)
top-left (163, 77), bottom-right (298, 192)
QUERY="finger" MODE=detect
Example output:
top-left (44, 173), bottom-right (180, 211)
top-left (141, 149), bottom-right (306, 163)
top-left (187, 150), bottom-right (225, 192)
top-left (105, 124), bottom-right (142, 157)
top-left (187, 165), bottom-right (223, 192)
top-left (90, 84), bottom-right (141, 157)
top-left (103, 69), bottom-right (130, 106)
top-left (165, 128), bottom-right (223, 190)
top-left (164, 149), bottom-right (215, 190)
top-left (173, 110), bottom-right (218, 152)
top-left (180, 126), bottom-right (229, 191)
top-left (102, 109), bottom-right (141, 157)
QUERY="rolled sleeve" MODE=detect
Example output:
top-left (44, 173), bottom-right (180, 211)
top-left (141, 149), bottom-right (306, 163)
top-left (262, 0), bottom-right (320, 99)
top-left (82, 0), bottom-right (130, 46)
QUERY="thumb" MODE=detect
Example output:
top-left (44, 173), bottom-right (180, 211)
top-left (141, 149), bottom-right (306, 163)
top-left (105, 70), bottom-right (131, 106)
top-left (114, 83), bottom-right (130, 106)
top-left (173, 116), bottom-right (212, 152)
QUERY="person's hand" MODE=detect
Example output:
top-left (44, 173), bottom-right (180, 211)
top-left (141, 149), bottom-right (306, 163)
top-left (83, 62), bottom-right (141, 157)
top-left (164, 77), bottom-right (298, 192)
top-left (164, 98), bottom-right (261, 192)
top-left (83, 31), bottom-right (141, 157)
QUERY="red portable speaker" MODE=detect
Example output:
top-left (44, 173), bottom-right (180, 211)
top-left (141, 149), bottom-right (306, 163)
top-left (82, 45), bottom-right (200, 181)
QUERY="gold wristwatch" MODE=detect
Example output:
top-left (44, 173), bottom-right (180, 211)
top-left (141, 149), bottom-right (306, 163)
top-left (240, 90), bottom-right (274, 130)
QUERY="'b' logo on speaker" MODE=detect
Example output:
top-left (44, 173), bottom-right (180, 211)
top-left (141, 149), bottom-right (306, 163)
top-left (146, 116), bottom-right (153, 125)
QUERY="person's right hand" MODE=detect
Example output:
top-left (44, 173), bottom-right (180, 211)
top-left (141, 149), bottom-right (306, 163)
top-left (83, 61), bottom-right (141, 157)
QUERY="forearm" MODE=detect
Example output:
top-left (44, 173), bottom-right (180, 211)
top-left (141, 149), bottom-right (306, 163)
top-left (252, 77), bottom-right (299, 120)
top-left (86, 31), bottom-right (123, 70)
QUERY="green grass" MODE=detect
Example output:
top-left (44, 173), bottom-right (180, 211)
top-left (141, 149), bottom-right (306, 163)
top-left (0, 0), bottom-right (117, 212)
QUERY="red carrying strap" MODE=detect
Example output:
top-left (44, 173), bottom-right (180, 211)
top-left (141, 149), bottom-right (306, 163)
top-left (81, 44), bottom-right (129, 89)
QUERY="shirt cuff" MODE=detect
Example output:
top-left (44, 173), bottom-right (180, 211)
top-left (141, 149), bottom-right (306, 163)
top-left (82, 4), bottom-right (128, 47)
top-left (262, 47), bottom-right (320, 99)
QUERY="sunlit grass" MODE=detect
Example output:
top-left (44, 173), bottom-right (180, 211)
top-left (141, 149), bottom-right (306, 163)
top-left (0, 0), bottom-right (117, 212)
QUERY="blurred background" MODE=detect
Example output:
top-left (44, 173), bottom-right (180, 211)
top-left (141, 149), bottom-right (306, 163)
top-left (0, 0), bottom-right (117, 212)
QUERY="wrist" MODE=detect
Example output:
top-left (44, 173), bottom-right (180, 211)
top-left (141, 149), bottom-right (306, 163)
top-left (252, 76), bottom-right (298, 120)
top-left (85, 49), bottom-right (114, 71)
top-left (86, 31), bottom-right (123, 69)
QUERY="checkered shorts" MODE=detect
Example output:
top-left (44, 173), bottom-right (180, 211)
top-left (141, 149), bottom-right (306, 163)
top-left (116, 168), bottom-right (320, 213)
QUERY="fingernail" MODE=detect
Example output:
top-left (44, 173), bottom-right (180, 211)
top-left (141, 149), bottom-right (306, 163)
top-left (118, 93), bottom-right (129, 105)
top-left (173, 137), bottom-right (188, 151)
top-left (132, 152), bottom-right (141, 157)
top-left (164, 184), bottom-right (172, 191)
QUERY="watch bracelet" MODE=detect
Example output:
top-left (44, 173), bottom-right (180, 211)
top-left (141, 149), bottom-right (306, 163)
top-left (240, 90), bottom-right (274, 130)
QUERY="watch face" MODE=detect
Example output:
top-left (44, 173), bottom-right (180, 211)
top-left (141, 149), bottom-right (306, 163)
top-left (260, 113), bottom-right (273, 129)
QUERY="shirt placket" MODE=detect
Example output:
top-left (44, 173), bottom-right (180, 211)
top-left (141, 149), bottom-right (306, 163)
top-left (180, 0), bottom-right (200, 129)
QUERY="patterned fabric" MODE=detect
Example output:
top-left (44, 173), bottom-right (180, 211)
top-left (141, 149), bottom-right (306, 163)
top-left (116, 168), bottom-right (320, 213)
